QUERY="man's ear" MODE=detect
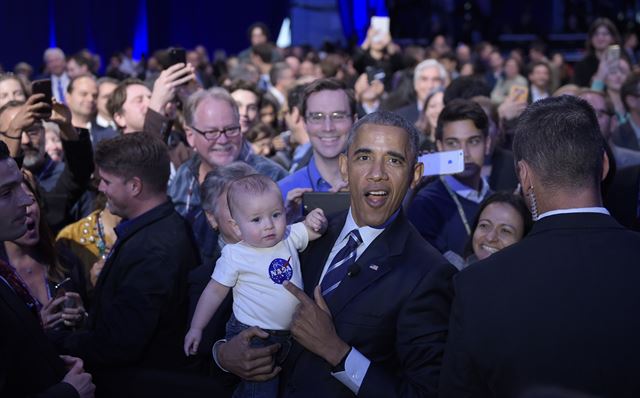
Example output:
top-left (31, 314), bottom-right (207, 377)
top-left (602, 149), bottom-right (610, 181)
top-left (129, 176), bottom-right (143, 197)
top-left (436, 139), bottom-right (443, 152)
top-left (410, 161), bottom-right (424, 189)
top-left (339, 153), bottom-right (349, 183)
top-left (185, 127), bottom-right (196, 148)
top-left (113, 112), bottom-right (126, 130)
top-left (516, 160), bottom-right (531, 189)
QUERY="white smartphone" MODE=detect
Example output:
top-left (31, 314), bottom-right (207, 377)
top-left (370, 16), bottom-right (390, 43)
top-left (419, 150), bottom-right (464, 177)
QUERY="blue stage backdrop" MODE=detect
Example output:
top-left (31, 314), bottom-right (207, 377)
top-left (0, 0), bottom-right (287, 73)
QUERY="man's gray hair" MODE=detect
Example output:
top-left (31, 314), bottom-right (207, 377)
top-left (43, 47), bottom-right (65, 61)
top-left (184, 87), bottom-right (240, 127)
top-left (200, 162), bottom-right (257, 213)
top-left (413, 59), bottom-right (448, 87)
top-left (347, 111), bottom-right (420, 163)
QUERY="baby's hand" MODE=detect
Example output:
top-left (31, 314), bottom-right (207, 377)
top-left (304, 208), bottom-right (328, 234)
top-left (184, 328), bottom-right (202, 357)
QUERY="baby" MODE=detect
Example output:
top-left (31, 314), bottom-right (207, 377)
top-left (184, 174), bottom-right (327, 397)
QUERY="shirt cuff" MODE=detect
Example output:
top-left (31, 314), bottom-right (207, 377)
top-left (331, 347), bottom-right (371, 394)
top-left (212, 339), bottom-right (230, 373)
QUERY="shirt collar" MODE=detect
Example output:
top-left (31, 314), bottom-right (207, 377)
top-left (443, 175), bottom-right (490, 204)
top-left (335, 208), bottom-right (385, 251)
top-left (537, 207), bottom-right (610, 220)
top-left (308, 156), bottom-right (331, 190)
top-left (96, 114), bottom-right (115, 129)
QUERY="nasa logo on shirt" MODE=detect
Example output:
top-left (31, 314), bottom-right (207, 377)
top-left (268, 257), bottom-right (293, 284)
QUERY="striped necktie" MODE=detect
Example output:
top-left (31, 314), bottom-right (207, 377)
top-left (321, 229), bottom-right (362, 297)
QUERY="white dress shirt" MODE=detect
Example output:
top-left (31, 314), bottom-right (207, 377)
top-left (537, 207), bottom-right (610, 220)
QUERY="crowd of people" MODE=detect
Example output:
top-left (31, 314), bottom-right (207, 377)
top-left (2, 16), bottom-right (640, 398)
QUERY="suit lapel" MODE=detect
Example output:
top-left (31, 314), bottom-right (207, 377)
top-left (324, 212), bottom-right (410, 318)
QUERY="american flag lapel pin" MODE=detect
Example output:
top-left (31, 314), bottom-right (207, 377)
top-left (369, 264), bottom-right (379, 271)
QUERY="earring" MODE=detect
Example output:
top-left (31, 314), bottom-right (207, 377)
top-left (528, 185), bottom-right (539, 221)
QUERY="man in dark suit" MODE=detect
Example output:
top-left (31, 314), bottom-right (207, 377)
top-left (440, 96), bottom-right (640, 397)
top-left (605, 164), bottom-right (640, 231)
top-left (216, 111), bottom-right (457, 397)
top-left (0, 141), bottom-right (95, 397)
top-left (53, 133), bottom-right (200, 395)
top-left (394, 59), bottom-right (448, 124)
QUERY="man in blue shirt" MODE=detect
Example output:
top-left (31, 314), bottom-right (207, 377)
top-left (408, 99), bottom-right (492, 256)
top-left (278, 79), bottom-right (356, 219)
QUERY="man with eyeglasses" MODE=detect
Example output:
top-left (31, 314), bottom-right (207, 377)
top-left (278, 78), bottom-right (357, 219)
top-left (0, 95), bottom-right (93, 232)
top-left (168, 87), bottom-right (288, 218)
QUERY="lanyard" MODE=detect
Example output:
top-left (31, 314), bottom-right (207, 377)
top-left (440, 176), bottom-right (471, 236)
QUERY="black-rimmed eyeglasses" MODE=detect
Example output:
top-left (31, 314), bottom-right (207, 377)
top-left (190, 125), bottom-right (241, 141)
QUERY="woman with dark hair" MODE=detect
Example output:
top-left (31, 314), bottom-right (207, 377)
top-left (445, 192), bottom-right (533, 269)
top-left (573, 18), bottom-right (621, 87)
top-left (3, 173), bottom-right (87, 329)
top-left (415, 88), bottom-right (444, 152)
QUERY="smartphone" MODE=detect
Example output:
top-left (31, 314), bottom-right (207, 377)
top-left (366, 66), bottom-right (386, 84)
top-left (168, 47), bottom-right (186, 67)
top-left (370, 16), bottom-right (390, 43)
top-left (303, 192), bottom-right (351, 218)
top-left (508, 85), bottom-right (529, 103)
top-left (607, 45), bottom-right (620, 62)
top-left (419, 150), bottom-right (464, 177)
top-left (31, 79), bottom-right (53, 118)
top-left (53, 277), bottom-right (73, 298)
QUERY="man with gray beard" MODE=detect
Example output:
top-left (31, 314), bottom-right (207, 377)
top-left (0, 96), bottom-right (93, 232)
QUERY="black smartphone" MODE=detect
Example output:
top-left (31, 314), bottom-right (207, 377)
top-left (168, 47), bottom-right (186, 67)
top-left (31, 79), bottom-right (53, 118)
top-left (53, 277), bottom-right (73, 298)
top-left (303, 192), bottom-right (351, 218)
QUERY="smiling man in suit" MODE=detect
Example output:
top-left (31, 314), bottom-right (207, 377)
top-left (216, 111), bottom-right (456, 397)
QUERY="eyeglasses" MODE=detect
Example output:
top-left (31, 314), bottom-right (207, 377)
top-left (190, 125), bottom-right (241, 141)
top-left (305, 111), bottom-right (352, 125)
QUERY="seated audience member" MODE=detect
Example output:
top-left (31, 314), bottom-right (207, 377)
top-left (440, 95), bottom-right (640, 397)
top-left (229, 80), bottom-right (261, 134)
top-left (282, 84), bottom-right (312, 173)
top-left (527, 62), bottom-right (551, 102)
top-left (185, 175), bottom-right (327, 397)
top-left (44, 121), bottom-right (64, 162)
top-left (246, 122), bottom-right (277, 158)
top-left (66, 53), bottom-right (94, 79)
top-left (91, 77), bottom-right (119, 146)
top-left (65, 75), bottom-right (98, 131)
top-left (0, 141), bottom-right (95, 398)
top-left (268, 62), bottom-right (295, 107)
top-left (277, 79), bottom-right (355, 220)
top-left (259, 92), bottom-right (281, 131)
top-left (491, 57), bottom-right (528, 104)
top-left (187, 162), bottom-right (256, 372)
top-left (215, 110), bottom-right (457, 397)
top-left (169, 87), bottom-right (288, 218)
top-left (415, 88), bottom-right (445, 152)
top-left (613, 71), bottom-right (640, 150)
top-left (353, 25), bottom-right (403, 91)
top-left (3, 173), bottom-right (87, 328)
top-left (395, 59), bottom-right (448, 124)
top-left (108, 61), bottom-right (195, 135)
top-left (444, 192), bottom-right (532, 270)
top-left (579, 88), bottom-right (640, 169)
top-left (408, 99), bottom-right (492, 256)
top-left (591, 53), bottom-right (631, 126)
top-left (0, 73), bottom-right (27, 108)
top-left (0, 96), bottom-right (94, 233)
top-left (54, 133), bottom-right (199, 395)
top-left (573, 18), bottom-right (621, 87)
top-left (354, 72), bottom-right (385, 117)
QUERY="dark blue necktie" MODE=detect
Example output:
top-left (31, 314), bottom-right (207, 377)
top-left (321, 229), bottom-right (362, 297)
